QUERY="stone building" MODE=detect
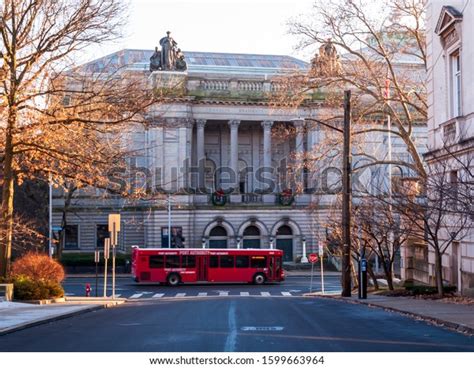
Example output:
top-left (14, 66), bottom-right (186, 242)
top-left (54, 36), bottom-right (427, 264)
top-left (425, 1), bottom-right (474, 293)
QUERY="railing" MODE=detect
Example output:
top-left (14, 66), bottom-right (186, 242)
top-left (237, 81), bottom-right (263, 92)
top-left (241, 193), bottom-right (263, 203)
top-left (200, 80), bottom-right (229, 90)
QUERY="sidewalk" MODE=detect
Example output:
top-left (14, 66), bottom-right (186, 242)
top-left (0, 298), bottom-right (124, 336)
top-left (307, 293), bottom-right (474, 335)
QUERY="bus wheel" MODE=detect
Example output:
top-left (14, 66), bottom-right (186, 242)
top-left (253, 273), bottom-right (266, 285)
top-left (167, 273), bottom-right (181, 286)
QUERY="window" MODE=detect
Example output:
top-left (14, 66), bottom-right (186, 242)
top-left (96, 224), bottom-right (109, 249)
top-left (209, 255), bottom-right (219, 268)
top-left (251, 256), bottom-right (267, 268)
top-left (220, 255), bottom-right (234, 268)
top-left (149, 255), bottom-right (164, 268)
top-left (236, 256), bottom-right (249, 268)
top-left (165, 255), bottom-right (180, 268)
top-left (64, 225), bottom-right (79, 249)
top-left (182, 255), bottom-right (196, 268)
top-left (450, 51), bottom-right (462, 118)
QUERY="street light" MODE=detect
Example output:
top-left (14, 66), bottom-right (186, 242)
top-left (293, 90), bottom-right (352, 297)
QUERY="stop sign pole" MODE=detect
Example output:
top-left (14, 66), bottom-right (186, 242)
top-left (308, 253), bottom-right (318, 293)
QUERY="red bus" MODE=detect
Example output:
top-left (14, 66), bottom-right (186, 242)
top-left (131, 247), bottom-right (285, 286)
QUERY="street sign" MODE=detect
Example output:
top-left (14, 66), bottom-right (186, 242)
top-left (309, 253), bottom-right (319, 263)
top-left (108, 214), bottom-right (121, 247)
top-left (318, 243), bottom-right (324, 256)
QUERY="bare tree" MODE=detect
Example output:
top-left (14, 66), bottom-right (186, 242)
top-left (0, 0), bottom-right (161, 277)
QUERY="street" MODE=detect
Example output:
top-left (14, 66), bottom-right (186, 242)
top-left (61, 274), bottom-right (341, 299)
top-left (1, 277), bottom-right (473, 352)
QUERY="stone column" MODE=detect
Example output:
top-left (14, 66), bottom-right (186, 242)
top-left (261, 120), bottom-right (274, 192)
top-left (293, 119), bottom-right (306, 189)
top-left (228, 120), bottom-right (240, 192)
top-left (196, 119), bottom-right (206, 191)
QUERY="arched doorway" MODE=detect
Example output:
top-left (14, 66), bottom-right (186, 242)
top-left (242, 225), bottom-right (261, 248)
top-left (209, 225), bottom-right (228, 248)
top-left (276, 225), bottom-right (293, 262)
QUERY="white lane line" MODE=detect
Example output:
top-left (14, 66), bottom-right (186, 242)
top-left (198, 292), bottom-right (207, 297)
top-left (281, 292), bottom-right (292, 297)
top-left (240, 292), bottom-right (250, 297)
top-left (175, 293), bottom-right (186, 298)
top-left (129, 293), bottom-right (143, 299)
top-left (115, 294), bottom-right (121, 298)
top-left (152, 293), bottom-right (165, 298)
top-left (219, 291), bottom-right (229, 296)
top-left (261, 292), bottom-right (271, 297)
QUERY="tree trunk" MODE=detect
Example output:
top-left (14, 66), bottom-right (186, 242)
top-left (434, 248), bottom-right (444, 298)
top-left (0, 113), bottom-right (16, 278)
top-left (381, 255), bottom-right (394, 290)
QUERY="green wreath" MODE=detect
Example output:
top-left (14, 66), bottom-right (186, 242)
top-left (278, 189), bottom-right (294, 206)
top-left (211, 189), bottom-right (227, 206)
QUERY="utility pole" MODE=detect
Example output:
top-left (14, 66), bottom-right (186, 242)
top-left (341, 90), bottom-right (352, 297)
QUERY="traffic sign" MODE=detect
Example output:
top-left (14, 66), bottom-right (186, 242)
top-left (309, 253), bottom-right (319, 263)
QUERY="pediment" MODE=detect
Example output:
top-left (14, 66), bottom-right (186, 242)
top-left (435, 6), bottom-right (463, 35)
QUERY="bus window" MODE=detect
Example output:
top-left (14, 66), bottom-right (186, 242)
top-left (165, 255), bottom-right (180, 268)
top-left (149, 255), bottom-right (164, 268)
top-left (182, 255), bottom-right (196, 268)
top-left (220, 255), bottom-right (234, 268)
top-left (209, 255), bottom-right (219, 268)
top-left (236, 256), bottom-right (249, 268)
top-left (250, 256), bottom-right (266, 268)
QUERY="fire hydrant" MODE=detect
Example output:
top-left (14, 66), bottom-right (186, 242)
top-left (85, 283), bottom-right (91, 297)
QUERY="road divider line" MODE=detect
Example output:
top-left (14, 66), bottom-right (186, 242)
top-left (261, 292), bottom-right (271, 297)
top-left (240, 292), bottom-right (250, 297)
top-left (175, 293), bottom-right (186, 298)
top-left (152, 293), bottom-right (165, 298)
top-left (219, 292), bottom-right (229, 296)
top-left (198, 292), bottom-right (207, 297)
top-left (129, 293), bottom-right (143, 299)
top-left (281, 292), bottom-right (292, 296)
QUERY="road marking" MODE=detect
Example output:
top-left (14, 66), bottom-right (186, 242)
top-left (260, 292), bottom-right (271, 297)
top-left (129, 293), bottom-right (143, 299)
top-left (152, 293), bottom-right (165, 298)
top-left (198, 292), bottom-right (207, 297)
top-left (175, 293), bottom-right (186, 298)
top-left (65, 293), bottom-right (75, 296)
top-left (241, 326), bottom-right (284, 331)
top-left (115, 294), bottom-right (121, 298)
top-left (281, 292), bottom-right (292, 296)
top-left (240, 292), bottom-right (250, 296)
top-left (219, 291), bottom-right (229, 296)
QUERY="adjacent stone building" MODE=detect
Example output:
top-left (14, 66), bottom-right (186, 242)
top-left (426, 1), bottom-right (474, 293)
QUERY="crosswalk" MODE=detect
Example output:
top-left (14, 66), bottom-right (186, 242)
top-left (124, 290), bottom-right (316, 300)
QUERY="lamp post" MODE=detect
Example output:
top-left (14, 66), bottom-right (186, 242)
top-left (293, 90), bottom-right (352, 297)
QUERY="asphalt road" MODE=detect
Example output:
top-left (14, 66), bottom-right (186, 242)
top-left (1, 291), bottom-right (473, 352)
top-left (62, 274), bottom-right (342, 299)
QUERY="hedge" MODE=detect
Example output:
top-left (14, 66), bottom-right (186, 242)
top-left (60, 252), bottom-right (131, 267)
top-left (13, 276), bottom-right (64, 300)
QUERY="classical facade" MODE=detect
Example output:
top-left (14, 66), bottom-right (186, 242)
top-left (426, 1), bottom-right (474, 293)
top-left (54, 34), bottom-right (427, 265)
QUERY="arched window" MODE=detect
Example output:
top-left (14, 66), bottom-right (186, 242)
top-left (243, 225), bottom-right (261, 249)
top-left (276, 225), bottom-right (292, 236)
top-left (209, 225), bottom-right (228, 248)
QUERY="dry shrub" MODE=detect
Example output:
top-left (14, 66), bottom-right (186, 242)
top-left (11, 252), bottom-right (65, 283)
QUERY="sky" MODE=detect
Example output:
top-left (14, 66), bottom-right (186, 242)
top-left (86, 0), bottom-right (317, 62)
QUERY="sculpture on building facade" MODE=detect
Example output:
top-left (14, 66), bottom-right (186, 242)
top-left (310, 39), bottom-right (342, 77)
top-left (150, 31), bottom-right (187, 72)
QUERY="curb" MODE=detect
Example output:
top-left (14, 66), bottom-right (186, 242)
top-left (306, 294), bottom-right (474, 336)
top-left (0, 302), bottom-right (119, 337)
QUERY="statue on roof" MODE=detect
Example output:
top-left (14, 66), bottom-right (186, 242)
top-left (311, 39), bottom-right (342, 77)
top-left (150, 31), bottom-right (187, 72)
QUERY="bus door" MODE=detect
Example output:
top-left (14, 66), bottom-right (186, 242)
top-left (196, 255), bottom-right (208, 281)
top-left (268, 256), bottom-right (275, 281)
